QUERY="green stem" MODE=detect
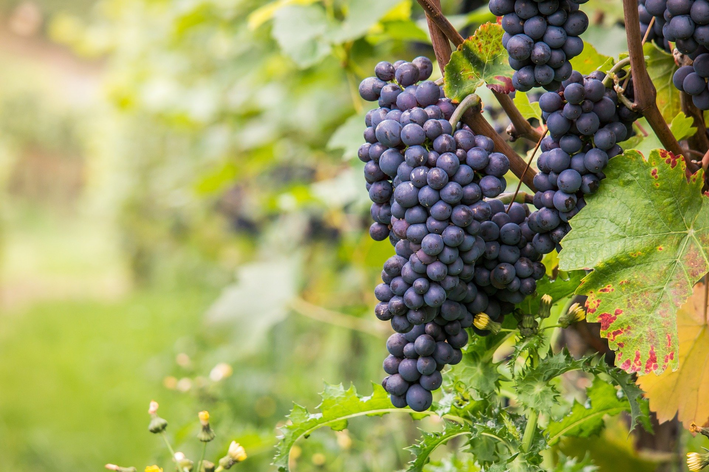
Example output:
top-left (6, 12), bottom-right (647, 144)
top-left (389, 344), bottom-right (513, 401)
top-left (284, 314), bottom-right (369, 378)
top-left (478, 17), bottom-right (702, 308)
top-left (521, 409), bottom-right (539, 453)
top-left (160, 432), bottom-right (180, 470)
top-left (602, 57), bottom-right (631, 87)
top-left (448, 94), bottom-right (481, 130)
top-left (198, 442), bottom-right (207, 472)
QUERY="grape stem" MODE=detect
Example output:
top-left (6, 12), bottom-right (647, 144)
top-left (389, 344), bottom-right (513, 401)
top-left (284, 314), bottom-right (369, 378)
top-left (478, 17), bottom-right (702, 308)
top-left (601, 57), bottom-right (631, 88)
top-left (421, 0), bottom-right (452, 74)
top-left (496, 192), bottom-right (534, 204)
top-left (448, 93), bottom-right (481, 129)
top-left (506, 128), bottom-right (548, 213)
top-left (622, 0), bottom-right (700, 173)
top-left (415, 0), bottom-right (543, 144)
top-left (290, 297), bottom-right (387, 338)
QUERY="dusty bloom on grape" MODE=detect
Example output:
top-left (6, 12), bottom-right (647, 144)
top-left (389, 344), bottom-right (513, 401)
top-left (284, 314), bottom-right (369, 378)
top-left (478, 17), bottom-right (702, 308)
top-left (687, 451), bottom-right (709, 471)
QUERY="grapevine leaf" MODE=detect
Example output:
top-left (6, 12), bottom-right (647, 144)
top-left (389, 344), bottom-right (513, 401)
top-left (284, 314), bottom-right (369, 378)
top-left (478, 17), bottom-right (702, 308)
top-left (272, 5), bottom-right (332, 68)
top-left (521, 270), bottom-right (585, 314)
top-left (569, 42), bottom-right (613, 76)
top-left (273, 383), bottom-right (417, 471)
top-left (328, 0), bottom-right (402, 43)
top-left (547, 378), bottom-right (631, 444)
top-left (513, 92), bottom-right (542, 122)
top-left (645, 42), bottom-right (680, 123)
top-left (670, 112), bottom-right (698, 141)
top-left (327, 110), bottom-right (369, 160)
top-left (637, 282), bottom-right (709, 428)
top-left (443, 22), bottom-right (514, 102)
top-left (559, 149), bottom-right (709, 375)
top-left (406, 422), bottom-right (471, 472)
top-left (553, 453), bottom-right (599, 472)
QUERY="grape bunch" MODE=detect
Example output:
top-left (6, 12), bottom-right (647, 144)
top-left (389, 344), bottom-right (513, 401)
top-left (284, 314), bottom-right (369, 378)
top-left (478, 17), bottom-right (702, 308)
top-left (489, 0), bottom-right (589, 92)
top-left (639, 0), bottom-right (709, 54)
top-left (674, 53), bottom-right (709, 108)
top-left (358, 58), bottom-right (545, 411)
top-left (527, 70), bottom-right (640, 253)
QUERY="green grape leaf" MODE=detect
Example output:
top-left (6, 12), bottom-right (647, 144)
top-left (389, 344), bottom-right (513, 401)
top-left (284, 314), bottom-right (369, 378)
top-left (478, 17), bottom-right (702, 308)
top-left (669, 112), bottom-right (697, 141)
top-left (274, 383), bottom-right (422, 471)
top-left (407, 422), bottom-right (472, 472)
top-left (327, 110), bottom-right (369, 160)
top-left (553, 453), bottom-right (599, 472)
top-left (559, 150), bottom-right (709, 375)
top-left (521, 270), bottom-right (585, 314)
top-left (645, 42), bottom-right (680, 123)
top-left (547, 378), bottom-right (631, 444)
top-left (569, 41), bottom-right (613, 76)
top-left (272, 5), bottom-right (332, 68)
top-left (329, 0), bottom-right (402, 43)
top-left (513, 91), bottom-right (542, 122)
top-left (444, 22), bottom-right (514, 101)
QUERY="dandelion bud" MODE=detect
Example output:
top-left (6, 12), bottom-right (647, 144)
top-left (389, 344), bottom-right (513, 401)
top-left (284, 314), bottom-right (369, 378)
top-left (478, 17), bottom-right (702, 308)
top-left (473, 313), bottom-right (490, 330)
top-left (148, 400), bottom-right (168, 434)
top-left (518, 314), bottom-right (538, 337)
top-left (559, 303), bottom-right (586, 328)
top-left (690, 422), bottom-right (709, 439)
top-left (145, 466), bottom-right (163, 472)
top-left (227, 442), bottom-right (247, 463)
top-left (177, 458), bottom-right (194, 471)
top-left (197, 410), bottom-right (216, 442)
top-left (539, 294), bottom-right (552, 319)
top-left (200, 460), bottom-right (215, 472)
top-left (105, 465), bottom-right (137, 472)
top-left (687, 451), bottom-right (709, 471)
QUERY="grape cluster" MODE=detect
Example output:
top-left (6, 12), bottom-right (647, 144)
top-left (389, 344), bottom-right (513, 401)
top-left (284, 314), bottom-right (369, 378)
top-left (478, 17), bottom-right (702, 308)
top-left (490, 0), bottom-right (589, 91)
top-left (639, 0), bottom-right (709, 54)
top-left (674, 53), bottom-right (709, 108)
top-left (358, 58), bottom-right (545, 411)
top-left (527, 70), bottom-right (639, 253)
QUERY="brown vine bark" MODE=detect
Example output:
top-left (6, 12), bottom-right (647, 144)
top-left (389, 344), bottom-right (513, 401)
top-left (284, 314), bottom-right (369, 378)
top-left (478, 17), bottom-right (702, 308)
top-left (623, 0), bottom-right (700, 173)
top-left (417, 0), bottom-right (538, 190)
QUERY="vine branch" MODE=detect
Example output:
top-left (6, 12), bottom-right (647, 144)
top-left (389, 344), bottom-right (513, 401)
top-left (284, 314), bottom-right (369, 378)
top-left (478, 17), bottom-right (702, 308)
top-left (623, 0), bottom-right (700, 173)
top-left (417, 0), bottom-right (537, 190)
top-left (416, 0), bottom-right (542, 143)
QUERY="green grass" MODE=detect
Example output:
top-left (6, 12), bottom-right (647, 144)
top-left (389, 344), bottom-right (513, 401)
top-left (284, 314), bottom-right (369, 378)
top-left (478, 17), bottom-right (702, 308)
top-left (0, 289), bottom-right (218, 471)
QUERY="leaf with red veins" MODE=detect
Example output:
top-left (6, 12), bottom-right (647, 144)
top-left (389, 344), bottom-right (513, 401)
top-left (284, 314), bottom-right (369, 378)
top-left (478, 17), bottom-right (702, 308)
top-left (443, 22), bottom-right (514, 102)
top-left (559, 149), bottom-right (709, 375)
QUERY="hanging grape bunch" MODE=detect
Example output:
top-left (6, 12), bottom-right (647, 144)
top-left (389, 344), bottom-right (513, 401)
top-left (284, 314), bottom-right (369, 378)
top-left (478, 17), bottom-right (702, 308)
top-left (527, 70), bottom-right (640, 253)
top-left (639, 0), bottom-right (709, 55)
top-left (674, 52), bottom-right (709, 109)
top-left (489, 0), bottom-right (589, 91)
top-left (358, 58), bottom-right (545, 411)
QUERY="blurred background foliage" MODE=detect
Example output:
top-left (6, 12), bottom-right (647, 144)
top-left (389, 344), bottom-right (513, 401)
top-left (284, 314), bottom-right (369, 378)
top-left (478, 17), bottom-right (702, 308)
top-left (0, 0), bottom-right (668, 471)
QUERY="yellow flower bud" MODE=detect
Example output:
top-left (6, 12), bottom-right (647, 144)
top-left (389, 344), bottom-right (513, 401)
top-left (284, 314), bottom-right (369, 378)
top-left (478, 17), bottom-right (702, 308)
top-left (228, 441), bottom-right (247, 462)
top-left (473, 313), bottom-right (490, 330)
top-left (199, 411), bottom-right (210, 425)
top-left (687, 452), bottom-right (709, 471)
top-left (145, 466), bottom-right (163, 472)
